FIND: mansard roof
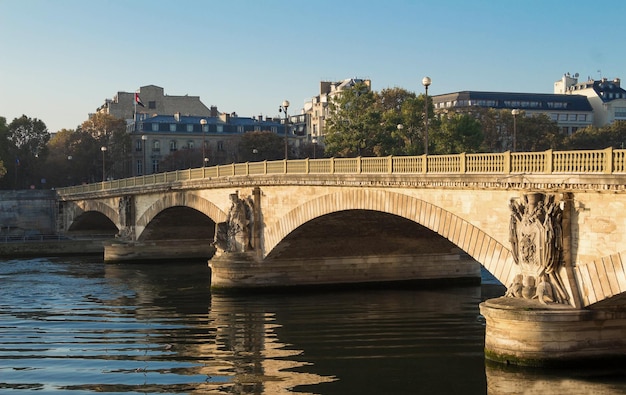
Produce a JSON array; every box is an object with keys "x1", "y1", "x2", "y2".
[
  {"x1": 432, "y1": 91, "x2": 593, "y2": 112},
  {"x1": 593, "y1": 79, "x2": 626, "y2": 102}
]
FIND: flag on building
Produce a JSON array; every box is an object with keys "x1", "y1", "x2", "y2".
[{"x1": 135, "y1": 92, "x2": 145, "y2": 107}]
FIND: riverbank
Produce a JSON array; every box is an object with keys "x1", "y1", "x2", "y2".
[{"x1": 0, "y1": 239, "x2": 105, "y2": 258}]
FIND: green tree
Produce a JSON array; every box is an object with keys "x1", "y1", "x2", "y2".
[
  {"x1": 42, "y1": 129, "x2": 76, "y2": 187},
  {"x1": 475, "y1": 108, "x2": 509, "y2": 152},
  {"x1": 62, "y1": 128, "x2": 100, "y2": 184},
  {"x1": 562, "y1": 121, "x2": 626, "y2": 150},
  {"x1": 160, "y1": 147, "x2": 205, "y2": 171},
  {"x1": 434, "y1": 113, "x2": 483, "y2": 154},
  {"x1": 237, "y1": 131, "x2": 284, "y2": 162},
  {"x1": 81, "y1": 113, "x2": 130, "y2": 180},
  {"x1": 0, "y1": 117, "x2": 8, "y2": 181},
  {"x1": 324, "y1": 82, "x2": 381, "y2": 157},
  {"x1": 515, "y1": 113, "x2": 562, "y2": 151},
  {"x1": 379, "y1": 88, "x2": 421, "y2": 155},
  {"x1": 2, "y1": 115, "x2": 49, "y2": 189}
]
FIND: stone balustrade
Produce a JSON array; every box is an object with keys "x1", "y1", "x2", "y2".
[{"x1": 56, "y1": 148, "x2": 626, "y2": 196}]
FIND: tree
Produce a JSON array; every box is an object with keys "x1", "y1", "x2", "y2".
[
  {"x1": 392, "y1": 94, "x2": 430, "y2": 155},
  {"x1": 0, "y1": 117, "x2": 8, "y2": 182},
  {"x1": 379, "y1": 88, "x2": 421, "y2": 155},
  {"x1": 515, "y1": 113, "x2": 562, "y2": 152},
  {"x1": 475, "y1": 108, "x2": 509, "y2": 152},
  {"x1": 324, "y1": 82, "x2": 382, "y2": 157},
  {"x1": 562, "y1": 121, "x2": 626, "y2": 150},
  {"x1": 160, "y1": 147, "x2": 205, "y2": 171},
  {"x1": 1, "y1": 115, "x2": 49, "y2": 189},
  {"x1": 60, "y1": 128, "x2": 100, "y2": 185},
  {"x1": 434, "y1": 113, "x2": 483, "y2": 154},
  {"x1": 80, "y1": 113, "x2": 130, "y2": 180},
  {"x1": 237, "y1": 131, "x2": 284, "y2": 162}
]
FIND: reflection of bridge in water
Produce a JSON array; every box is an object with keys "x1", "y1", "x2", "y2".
[
  {"x1": 103, "y1": 263, "x2": 335, "y2": 394},
  {"x1": 60, "y1": 148, "x2": 626, "y2": 366}
]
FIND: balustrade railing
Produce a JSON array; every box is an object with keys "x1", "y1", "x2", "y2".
[{"x1": 56, "y1": 148, "x2": 626, "y2": 196}]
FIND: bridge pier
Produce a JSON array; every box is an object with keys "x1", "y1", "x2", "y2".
[
  {"x1": 209, "y1": 251, "x2": 481, "y2": 289},
  {"x1": 480, "y1": 297, "x2": 626, "y2": 367}
]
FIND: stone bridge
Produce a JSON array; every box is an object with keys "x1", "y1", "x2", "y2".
[{"x1": 57, "y1": 149, "x2": 626, "y2": 366}]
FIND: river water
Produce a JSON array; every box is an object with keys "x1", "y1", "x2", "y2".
[{"x1": 1, "y1": 256, "x2": 626, "y2": 394}]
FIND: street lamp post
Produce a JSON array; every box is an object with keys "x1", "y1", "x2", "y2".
[
  {"x1": 279, "y1": 100, "x2": 290, "y2": 160},
  {"x1": 67, "y1": 155, "x2": 73, "y2": 185},
  {"x1": 422, "y1": 76, "x2": 431, "y2": 156},
  {"x1": 511, "y1": 109, "x2": 520, "y2": 152},
  {"x1": 100, "y1": 146, "x2": 107, "y2": 182},
  {"x1": 312, "y1": 137, "x2": 317, "y2": 159},
  {"x1": 141, "y1": 135, "x2": 148, "y2": 175},
  {"x1": 200, "y1": 119, "x2": 207, "y2": 167}
]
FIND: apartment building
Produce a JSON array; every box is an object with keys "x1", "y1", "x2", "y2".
[
  {"x1": 431, "y1": 90, "x2": 594, "y2": 136},
  {"x1": 556, "y1": 73, "x2": 626, "y2": 127}
]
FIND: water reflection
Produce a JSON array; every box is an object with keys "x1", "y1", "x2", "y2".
[
  {"x1": 486, "y1": 361, "x2": 626, "y2": 395},
  {"x1": 103, "y1": 263, "x2": 335, "y2": 394},
  {"x1": 1, "y1": 257, "x2": 626, "y2": 394}
]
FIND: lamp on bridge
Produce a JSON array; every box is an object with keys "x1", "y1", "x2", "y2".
[
  {"x1": 511, "y1": 109, "x2": 520, "y2": 152},
  {"x1": 100, "y1": 146, "x2": 107, "y2": 182},
  {"x1": 422, "y1": 76, "x2": 431, "y2": 156},
  {"x1": 141, "y1": 135, "x2": 148, "y2": 175},
  {"x1": 312, "y1": 137, "x2": 318, "y2": 159},
  {"x1": 200, "y1": 119, "x2": 208, "y2": 167},
  {"x1": 279, "y1": 100, "x2": 290, "y2": 160}
]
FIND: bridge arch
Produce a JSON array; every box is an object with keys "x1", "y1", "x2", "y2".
[
  {"x1": 69, "y1": 200, "x2": 121, "y2": 230},
  {"x1": 264, "y1": 189, "x2": 515, "y2": 286},
  {"x1": 136, "y1": 192, "x2": 227, "y2": 240}
]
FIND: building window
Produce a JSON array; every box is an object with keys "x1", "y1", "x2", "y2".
[
  {"x1": 272, "y1": 126, "x2": 277, "y2": 134},
  {"x1": 152, "y1": 159, "x2": 159, "y2": 174},
  {"x1": 217, "y1": 141, "x2": 224, "y2": 152},
  {"x1": 169, "y1": 124, "x2": 177, "y2": 132},
  {"x1": 170, "y1": 140, "x2": 177, "y2": 151},
  {"x1": 550, "y1": 114, "x2": 558, "y2": 121},
  {"x1": 152, "y1": 123, "x2": 159, "y2": 132},
  {"x1": 254, "y1": 126, "x2": 261, "y2": 132},
  {"x1": 579, "y1": 114, "x2": 587, "y2": 121},
  {"x1": 137, "y1": 160, "x2": 143, "y2": 176},
  {"x1": 217, "y1": 125, "x2": 224, "y2": 133},
  {"x1": 615, "y1": 107, "x2": 626, "y2": 118},
  {"x1": 187, "y1": 140, "x2": 194, "y2": 149},
  {"x1": 148, "y1": 101, "x2": 156, "y2": 109},
  {"x1": 152, "y1": 140, "x2": 160, "y2": 152},
  {"x1": 186, "y1": 124, "x2": 194, "y2": 132},
  {"x1": 136, "y1": 139, "x2": 143, "y2": 151},
  {"x1": 237, "y1": 126, "x2": 244, "y2": 133}
]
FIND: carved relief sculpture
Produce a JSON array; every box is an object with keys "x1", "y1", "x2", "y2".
[
  {"x1": 116, "y1": 195, "x2": 134, "y2": 240},
  {"x1": 214, "y1": 191, "x2": 254, "y2": 253},
  {"x1": 507, "y1": 193, "x2": 569, "y2": 304}
]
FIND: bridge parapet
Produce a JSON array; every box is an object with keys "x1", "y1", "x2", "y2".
[{"x1": 56, "y1": 148, "x2": 626, "y2": 197}]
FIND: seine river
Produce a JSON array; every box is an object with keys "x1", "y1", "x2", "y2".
[{"x1": 1, "y1": 256, "x2": 626, "y2": 394}]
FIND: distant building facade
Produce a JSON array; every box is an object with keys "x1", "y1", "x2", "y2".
[
  {"x1": 130, "y1": 113, "x2": 286, "y2": 176},
  {"x1": 555, "y1": 73, "x2": 626, "y2": 127},
  {"x1": 96, "y1": 85, "x2": 308, "y2": 176},
  {"x1": 431, "y1": 90, "x2": 594, "y2": 135},
  {"x1": 95, "y1": 85, "x2": 213, "y2": 123},
  {"x1": 303, "y1": 78, "x2": 372, "y2": 143}
]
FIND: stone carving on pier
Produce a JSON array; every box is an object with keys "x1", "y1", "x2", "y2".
[
  {"x1": 116, "y1": 195, "x2": 134, "y2": 240},
  {"x1": 506, "y1": 192, "x2": 569, "y2": 304},
  {"x1": 214, "y1": 191, "x2": 254, "y2": 253}
]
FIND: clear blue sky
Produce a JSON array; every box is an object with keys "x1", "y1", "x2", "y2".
[{"x1": 1, "y1": 0, "x2": 625, "y2": 133}]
